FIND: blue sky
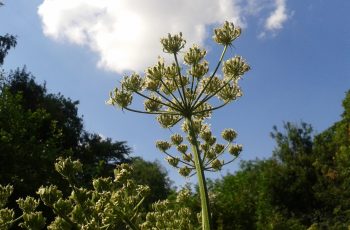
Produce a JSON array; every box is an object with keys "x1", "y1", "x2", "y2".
[{"x1": 1, "y1": 0, "x2": 350, "y2": 186}]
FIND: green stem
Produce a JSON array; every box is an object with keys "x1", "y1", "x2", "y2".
[
  {"x1": 134, "y1": 91, "x2": 180, "y2": 111},
  {"x1": 174, "y1": 53, "x2": 188, "y2": 107},
  {"x1": 0, "y1": 214, "x2": 23, "y2": 228},
  {"x1": 191, "y1": 45, "x2": 228, "y2": 109},
  {"x1": 158, "y1": 78, "x2": 185, "y2": 111},
  {"x1": 193, "y1": 72, "x2": 236, "y2": 112},
  {"x1": 123, "y1": 107, "x2": 180, "y2": 115},
  {"x1": 187, "y1": 117, "x2": 212, "y2": 230}
]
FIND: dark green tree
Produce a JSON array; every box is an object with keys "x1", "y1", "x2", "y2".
[
  {"x1": 269, "y1": 122, "x2": 318, "y2": 222},
  {"x1": 209, "y1": 90, "x2": 350, "y2": 229},
  {"x1": 129, "y1": 157, "x2": 172, "y2": 208},
  {"x1": 208, "y1": 122, "x2": 317, "y2": 229},
  {"x1": 0, "y1": 42, "x2": 132, "y2": 219},
  {"x1": 311, "y1": 90, "x2": 350, "y2": 228},
  {"x1": 0, "y1": 34, "x2": 16, "y2": 65}
]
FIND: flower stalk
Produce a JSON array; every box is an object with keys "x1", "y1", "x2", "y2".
[
  {"x1": 187, "y1": 117, "x2": 212, "y2": 229},
  {"x1": 108, "y1": 21, "x2": 250, "y2": 230}
]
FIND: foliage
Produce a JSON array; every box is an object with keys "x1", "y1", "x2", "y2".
[
  {"x1": 0, "y1": 69, "x2": 133, "y2": 218},
  {"x1": 207, "y1": 91, "x2": 350, "y2": 229},
  {"x1": 129, "y1": 157, "x2": 172, "y2": 209},
  {"x1": 0, "y1": 31, "x2": 134, "y2": 221},
  {"x1": 109, "y1": 21, "x2": 250, "y2": 230},
  {"x1": 0, "y1": 34, "x2": 16, "y2": 65}
]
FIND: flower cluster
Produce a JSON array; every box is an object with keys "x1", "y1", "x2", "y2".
[
  {"x1": 0, "y1": 184, "x2": 46, "y2": 230},
  {"x1": 108, "y1": 21, "x2": 250, "y2": 230},
  {"x1": 40, "y1": 158, "x2": 150, "y2": 229},
  {"x1": 140, "y1": 189, "x2": 199, "y2": 229},
  {"x1": 108, "y1": 21, "x2": 250, "y2": 133},
  {"x1": 1, "y1": 158, "x2": 153, "y2": 229},
  {"x1": 156, "y1": 121, "x2": 242, "y2": 177},
  {"x1": 213, "y1": 21, "x2": 241, "y2": 46}
]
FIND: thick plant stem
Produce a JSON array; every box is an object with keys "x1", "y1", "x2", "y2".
[{"x1": 187, "y1": 118, "x2": 212, "y2": 230}]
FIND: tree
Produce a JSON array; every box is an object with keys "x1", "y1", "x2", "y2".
[
  {"x1": 129, "y1": 157, "x2": 172, "y2": 209},
  {"x1": 269, "y1": 122, "x2": 318, "y2": 222},
  {"x1": 0, "y1": 34, "x2": 16, "y2": 65},
  {"x1": 0, "y1": 68, "x2": 132, "y2": 219},
  {"x1": 311, "y1": 90, "x2": 350, "y2": 228}
]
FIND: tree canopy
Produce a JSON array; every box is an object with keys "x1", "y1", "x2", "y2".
[{"x1": 208, "y1": 90, "x2": 350, "y2": 229}]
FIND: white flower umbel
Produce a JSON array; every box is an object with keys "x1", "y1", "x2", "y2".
[{"x1": 109, "y1": 21, "x2": 250, "y2": 230}]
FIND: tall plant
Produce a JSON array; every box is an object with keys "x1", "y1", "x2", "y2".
[{"x1": 108, "y1": 21, "x2": 250, "y2": 229}]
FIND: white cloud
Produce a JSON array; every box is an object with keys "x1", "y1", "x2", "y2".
[
  {"x1": 265, "y1": 0, "x2": 288, "y2": 31},
  {"x1": 38, "y1": 0, "x2": 290, "y2": 73}
]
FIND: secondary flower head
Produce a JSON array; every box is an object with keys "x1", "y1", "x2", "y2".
[
  {"x1": 156, "y1": 140, "x2": 172, "y2": 152},
  {"x1": 121, "y1": 73, "x2": 144, "y2": 92},
  {"x1": 107, "y1": 88, "x2": 133, "y2": 108},
  {"x1": 166, "y1": 157, "x2": 180, "y2": 167},
  {"x1": 160, "y1": 32, "x2": 186, "y2": 54},
  {"x1": 221, "y1": 129, "x2": 237, "y2": 142},
  {"x1": 213, "y1": 21, "x2": 241, "y2": 46},
  {"x1": 223, "y1": 56, "x2": 250, "y2": 79},
  {"x1": 184, "y1": 45, "x2": 206, "y2": 66},
  {"x1": 171, "y1": 133, "x2": 183, "y2": 145},
  {"x1": 228, "y1": 144, "x2": 243, "y2": 156}
]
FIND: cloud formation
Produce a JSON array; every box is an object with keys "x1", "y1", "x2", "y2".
[
  {"x1": 38, "y1": 0, "x2": 290, "y2": 73},
  {"x1": 265, "y1": 0, "x2": 288, "y2": 31}
]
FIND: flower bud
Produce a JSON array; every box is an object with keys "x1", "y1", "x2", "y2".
[
  {"x1": 182, "y1": 153, "x2": 192, "y2": 162},
  {"x1": 0, "y1": 208, "x2": 15, "y2": 226},
  {"x1": 144, "y1": 78, "x2": 161, "y2": 91},
  {"x1": 221, "y1": 129, "x2": 237, "y2": 142},
  {"x1": 0, "y1": 184, "x2": 13, "y2": 208},
  {"x1": 200, "y1": 143, "x2": 210, "y2": 152},
  {"x1": 122, "y1": 73, "x2": 144, "y2": 92},
  {"x1": 114, "y1": 164, "x2": 132, "y2": 183},
  {"x1": 176, "y1": 189, "x2": 192, "y2": 203},
  {"x1": 228, "y1": 144, "x2": 242, "y2": 157},
  {"x1": 178, "y1": 166, "x2": 191, "y2": 177},
  {"x1": 17, "y1": 197, "x2": 40, "y2": 213},
  {"x1": 223, "y1": 56, "x2": 250, "y2": 78},
  {"x1": 37, "y1": 185, "x2": 62, "y2": 206},
  {"x1": 20, "y1": 212, "x2": 46, "y2": 229},
  {"x1": 156, "y1": 140, "x2": 171, "y2": 152},
  {"x1": 160, "y1": 80, "x2": 177, "y2": 95},
  {"x1": 176, "y1": 144, "x2": 188, "y2": 154},
  {"x1": 211, "y1": 159, "x2": 223, "y2": 171},
  {"x1": 92, "y1": 177, "x2": 113, "y2": 192},
  {"x1": 213, "y1": 21, "x2": 241, "y2": 46},
  {"x1": 184, "y1": 45, "x2": 206, "y2": 65},
  {"x1": 53, "y1": 198, "x2": 73, "y2": 216},
  {"x1": 207, "y1": 136, "x2": 216, "y2": 146},
  {"x1": 195, "y1": 102, "x2": 213, "y2": 120},
  {"x1": 189, "y1": 61, "x2": 209, "y2": 78},
  {"x1": 160, "y1": 33, "x2": 186, "y2": 54},
  {"x1": 54, "y1": 157, "x2": 83, "y2": 181},
  {"x1": 108, "y1": 88, "x2": 133, "y2": 108},
  {"x1": 206, "y1": 149, "x2": 216, "y2": 160},
  {"x1": 144, "y1": 95, "x2": 162, "y2": 112},
  {"x1": 200, "y1": 76, "x2": 222, "y2": 95},
  {"x1": 146, "y1": 59, "x2": 165, "y2": 81},
  {"x1": 157, "y1": 114, "x2": 180, "y2": 128},
  {"x1": 171, "y1": 134, "x2": 183, "y2": 145},
  {"x1": 166, "y1": 157, "x2": 179, "y2": 167},
  {"x1": 200, "y1": 129, "x2": 212, "y2": 142},
  {"x1": 217, "y1": 84, "x2": 242, "y2": 103},
  {"x1": 137, "y1": 185, "x2": 151, "y2": 197},
  {"x1": 214, "y1": 144, "x2": 225, "y2": 154},
  {"x1": 71, "y1": 188, "x2": 90, "y2": 205}
]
